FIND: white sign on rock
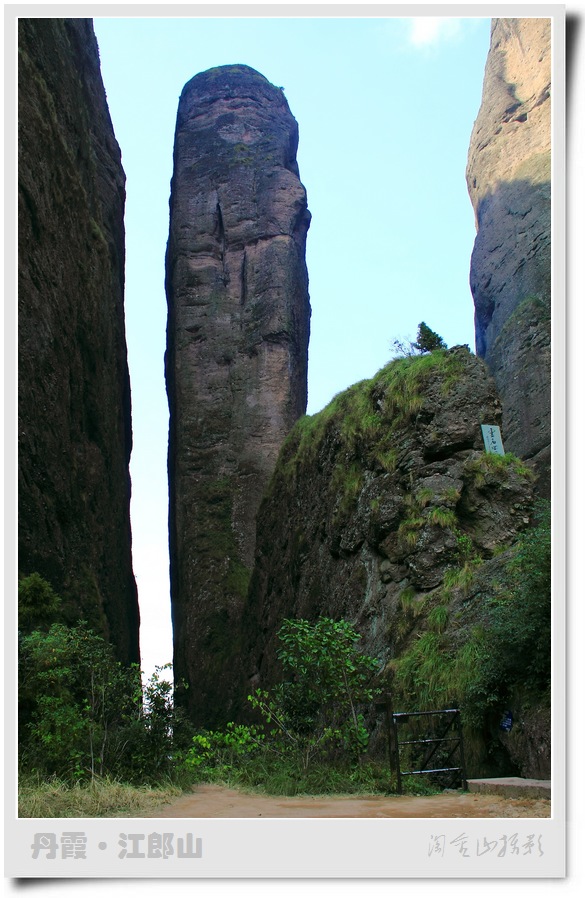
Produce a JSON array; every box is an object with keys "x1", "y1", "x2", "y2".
[{"x1": 481, "y1": 424, "x2": 505, "y2": 456}]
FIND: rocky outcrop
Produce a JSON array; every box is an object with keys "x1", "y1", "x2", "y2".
[
  {"x1": 165, "y1": 65, "x2": 311, "y2": 726},
  {"x1": 467, "y1": 18, "x2": 551, "y2": 492},
  {"x1": 245, "y1": 348, "x2": 533, "y2": 681},
  {"x1": 18, "y1": 19, "x2": 139, "y2": 664},
  {"x1": 243, "y1": 347, "x2": 541, "y2": 774}
]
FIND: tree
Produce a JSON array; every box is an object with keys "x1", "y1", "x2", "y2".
[
  {"x1": 248, "y1": 618, "x2": 380, "y2": 770},
  {"x1": 19, "y1": 621, "x2": 137, "y2": 778},
  {"x1": 119, "y1": 664, "x2": 193, "y2": 781},
  {"x1": 391, "y1": 322, "x2": 447, "y2": 358},
  {"x1": 19, "y1": 619, "x2": 191, "y2": 782},
  {"x1": 413, "y1": 322, "x2": 447, "y2": 353},
  {"x1": 18, "y1": 573, "x2": 62, "y2": 633}
]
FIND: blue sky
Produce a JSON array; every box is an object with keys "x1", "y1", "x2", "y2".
[{"x1": 92, "y1": 13, "x2": 491, "y2": 681}]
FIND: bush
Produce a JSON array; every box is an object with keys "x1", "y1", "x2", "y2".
[
  {"x1": 184, "y1": 722, "x2": 265, "y2": 781},
  {"x1": 463, "y1": 499, "x2": 551, "y2": 719},
  {"x1": 18, "y1": 573, "x2": 62, "y2": 632},
  {"x1": 114, "y1": 664, "x2": 194, "y2": 785},
  {"x1": 248, "y1": 617, "x2": 380, "y2": 771},
  {"x1": 18, "y1": 597, "x2": 190, "y2": 784},
  {"x1": 391, "y1": 501, "x2": 551, "y2": 736},
  {"x1": 19, "y1": 621, "x2": 137, "y2": 779}
]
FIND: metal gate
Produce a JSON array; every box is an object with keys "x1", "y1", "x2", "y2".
[{"x1": 377, "y1": 700, "x2": 468, "y2": 794}]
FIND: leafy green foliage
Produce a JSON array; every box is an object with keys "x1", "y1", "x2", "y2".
[
  {"x1": 248, "y1": 618, "x2": 380, "y2": 771},
  {"x1": 182, "y1": 617, "x2": 387, "y2": 788},
  {"x1": 18, "y1": 587, "x2": 192, "y2": 784},
  {"x1": 184, "y1": 723, "x2": 265, "y2": 780},
  {"x1": 391, "y1": 501, "x2": 551, "y2": 737},
  {"x1": 183, "y1": 742, "x2": 394, "y2": 797},
  {"x1": 18, "y1": 573, "x2": 62, "y2": 632},
  {"x1": 19, "y1": 621, "x2": 138, "y2": 779},
  {"x1": 117, "y1": 664, "x2": 193, "y2": 784},
  {"x1": 464, "y1": 500, "x2": 551, "y2": 717},
  {"x1": 413, "y1": 322, "x2": 447, "y2": 353},
  {"x1": 391, "y1": 321, "x2": 447, "y2": 357}
]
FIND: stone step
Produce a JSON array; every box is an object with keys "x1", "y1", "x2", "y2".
[{"x1": 466, "y1": 777, "x2": 551, "y2": 799}]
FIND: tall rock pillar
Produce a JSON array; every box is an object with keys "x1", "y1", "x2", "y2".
[
  {"x1": 466, "y1": 18, "x2": 551, "y2": 491},
  {"x1": 165, "y1": 65, "x2": 311, "y2": 725}
]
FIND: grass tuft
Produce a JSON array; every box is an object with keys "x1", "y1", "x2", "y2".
[{"x1": 18, "y1": 773, "x2": 183, "y2": 818}]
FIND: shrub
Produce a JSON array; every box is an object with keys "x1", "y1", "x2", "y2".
[
  {"x1": 19, "y1": 612, "x2": 190, "y2": 784},
  {"x1": 248, "y1": 618, "x2": 380, "y2": 771},
  {"x1": 391, "y1": 501, "x2": 551, "y2": 736},
  {"x1": 116, "y1": 664, "x2": 194, "y2": 784},
  {"x1": 19, "y1": 621, "x2": 138, "y2": 779},
  {"x1": 465, "y1": 499, "x2": 551, "y2": 710},
  {"x1": 18, "y1": 573, "x2": 62, "y2": 632},
  {"x1": 184, "y1": 723, "x2": 265, "y2": 780}
]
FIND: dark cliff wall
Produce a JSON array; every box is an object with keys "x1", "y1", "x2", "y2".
[
  {"x1": 466, "y1": 18, "x2": 551, "y2": 491},
  {"x1": 165, "y1": 65, "x2": 311, "y2": 726},
  {"x1": 18, "y1": 18, "x2": 139, "y2": 664}
]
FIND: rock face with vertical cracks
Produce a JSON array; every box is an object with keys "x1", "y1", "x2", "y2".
[
  {"x1": 165, "y1": 65, "x2": 311, "y2": 726},
  {"x1": 18, "y1": 19, "x2": 139, "y2": 664},
  {"x1": 466, "y1": 18, "x2": 551, "y2": 492}
]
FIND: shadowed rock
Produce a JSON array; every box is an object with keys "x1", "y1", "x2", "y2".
[
  {"x1": 165, "y1": 65, "x2": 311, "y2": 726},
  {"x1": 18, "y1": 18, "x2": 139, "y2": 663},
  {"x1": 466, "y1": 18, "x2": 551, "y2": 492}
]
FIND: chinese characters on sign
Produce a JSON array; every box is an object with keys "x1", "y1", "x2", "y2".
[
  {"x1": 31, "y1": 831, "x2": 202, "y2": 861},
  {"x1": 481, "y1": 424, "x2": 505, "y2": 456},
  {"x1": 429, "y1": 832, "x2": 544, "y2": 859}
]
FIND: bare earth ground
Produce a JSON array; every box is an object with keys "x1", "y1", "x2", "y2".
[{"x1": 146, "y1": 784, "x2": 551, "y2": 818}]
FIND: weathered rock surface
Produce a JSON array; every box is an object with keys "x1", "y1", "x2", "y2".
[
  {"x1": 165, "y1": 65, "x2": 311, "y2": 725},
  {"x1": 467, "y1": 18, "x2": 551, "y2": 492},
  {"x1": 18, "y1": 18, "x2": 139, "y2": 663},
  {"x1": 244, "y1": 348, "x2": 533, "y2": 690}
]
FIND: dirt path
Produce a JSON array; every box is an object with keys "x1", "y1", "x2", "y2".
[{"x1": 147, "y1": 783, "x2": 551, "y2": 818}]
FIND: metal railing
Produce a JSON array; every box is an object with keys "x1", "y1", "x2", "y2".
[{"x1": 376, "y1": 699, "x2": 468, "y2": 794}]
